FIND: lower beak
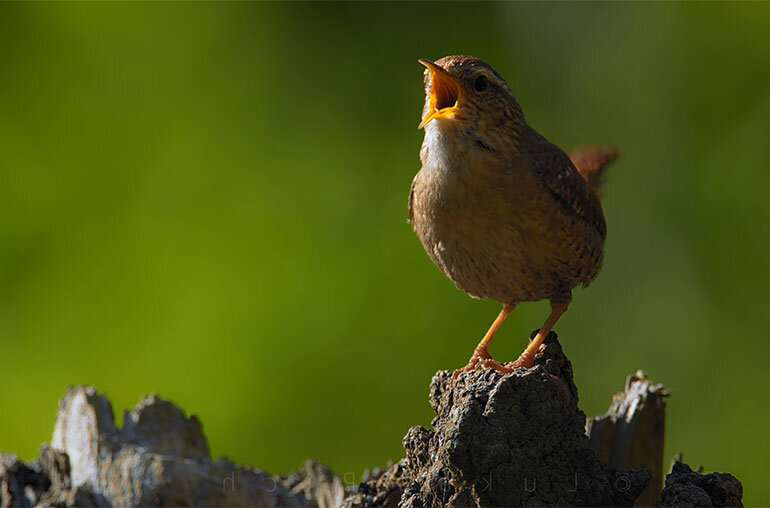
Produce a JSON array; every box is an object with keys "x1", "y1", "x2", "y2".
[{"x1": 418, "y1": 59, "x2": 463, "y2": 129}]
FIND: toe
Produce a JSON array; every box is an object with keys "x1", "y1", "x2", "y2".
[
  {"x1": 478, "y1": 358, "x2": 513, "y2": 373},
  {"x1": 506, "y1": 355, "x2": 534, "y2": 370}
]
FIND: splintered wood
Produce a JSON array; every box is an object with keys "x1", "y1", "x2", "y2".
[{"x1": 587, "y1": 371, "x2": 670, "y2": 507}]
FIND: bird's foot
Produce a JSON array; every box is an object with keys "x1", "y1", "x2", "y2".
[
  {"x1": 452, "y1": 348, "x2": 513, "y2": 381},
  {"x1": 504, "y1": 350, "x2": 536, "y2": 370}
]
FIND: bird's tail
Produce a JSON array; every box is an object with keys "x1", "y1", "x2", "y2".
[{"x1": 569, "y1": 146, "x2": 618, "y2": 199}]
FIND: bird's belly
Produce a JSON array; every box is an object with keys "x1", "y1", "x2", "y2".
[
  {"x1": 418, "y1": 213, "x2": 551, "y2": 303},
  {"x1": 411, "y1": 170, "x2": 601, "y2": 303}
]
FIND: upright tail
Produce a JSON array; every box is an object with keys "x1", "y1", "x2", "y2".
[{"x1": 569, "y1": 146, "x2": 618, "y2": 199}]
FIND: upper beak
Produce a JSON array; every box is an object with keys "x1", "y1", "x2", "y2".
[{"x1": 418, "y1": 59, "x2": 463, "y2": 129}]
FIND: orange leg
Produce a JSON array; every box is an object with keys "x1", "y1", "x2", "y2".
[
  {"x1": 452, "y1": 303, "x2": 516, "y2": 380},
  {"x1": 507, "y1": 294, "x2": 572, "y2": 370}
]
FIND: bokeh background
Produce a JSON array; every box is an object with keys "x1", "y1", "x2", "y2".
[{"x1": 2, "y1": 1, "x2": 769, "y2": 504}]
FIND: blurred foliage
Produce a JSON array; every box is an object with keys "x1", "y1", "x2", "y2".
[{"x1": 1, "y1": 2, "x2": 769, "y2": 504}]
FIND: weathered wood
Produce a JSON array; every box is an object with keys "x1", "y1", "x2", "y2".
[
  {"x1": 658, "y1": 460, "x2": 743, "y2": 507},
  {"x1": 0, "y1": 337, "x2": 744, "y2": 508},
  {"x1": 586, "y1": 370, "x2": 669, "y2": 506}
]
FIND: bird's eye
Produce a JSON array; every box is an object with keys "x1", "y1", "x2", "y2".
[{"x1": 474, "y1": 75, "x2": 489, "y2": 92}]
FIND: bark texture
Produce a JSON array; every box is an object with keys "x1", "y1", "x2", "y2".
[
  {"x1": 657, "y1": 461, "x2": 743, "y2": 507},
  {"x1": 385, "y1": 332, "x2": 649, "y2": 507}
]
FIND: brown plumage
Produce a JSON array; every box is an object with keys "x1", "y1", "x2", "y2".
[{"x1": 408, "y1": 55, "x2": 616, "y2": 377}]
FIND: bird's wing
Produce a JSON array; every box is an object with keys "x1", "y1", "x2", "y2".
[{"x1": 528, "y1": 133, "x2": 607, "y2": 240}]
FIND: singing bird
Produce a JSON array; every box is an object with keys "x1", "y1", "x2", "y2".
[{"x1": 408, "y1": 55, "x2": 616, "y2": 378}]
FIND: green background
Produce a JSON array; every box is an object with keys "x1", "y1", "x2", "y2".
[{"x1": 2, "y1": 2, "x2": 769, "y2": 504}]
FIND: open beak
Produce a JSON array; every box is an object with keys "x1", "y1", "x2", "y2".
[{"x1": 418, "y1": 59, "x2": 463, "y2": 129}]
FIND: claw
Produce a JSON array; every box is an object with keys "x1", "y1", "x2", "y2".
[
  {"x1": 504, "y1": 353, "x2": 535, "y2": 370},
  {"x1": 452, "y1": 348, "x2": 513, "y2": 382}
]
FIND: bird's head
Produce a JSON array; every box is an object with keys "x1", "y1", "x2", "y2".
[{"x1": 418, "y1": 55, "x2": 525, "y2": 151}]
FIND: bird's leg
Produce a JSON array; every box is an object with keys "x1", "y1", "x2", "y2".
[
  {"x1": 507, "y1": 294, "x2": 572, "y2": 370},
  {"x1": 453, "y1": 303, "x2": 516, "y2": 380}
]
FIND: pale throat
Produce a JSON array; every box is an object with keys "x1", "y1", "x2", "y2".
[{"x1": 420, "y1": 121, "x2": 478, "y2": 176}]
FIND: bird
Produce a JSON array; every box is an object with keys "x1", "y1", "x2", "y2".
[{"x1": 408, "y1": 55, "x2": 616, "y2": 379}]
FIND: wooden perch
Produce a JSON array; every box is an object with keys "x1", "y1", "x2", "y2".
[{"x1": 0, "y1": 334, "x2": 743, "y2": 507}]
